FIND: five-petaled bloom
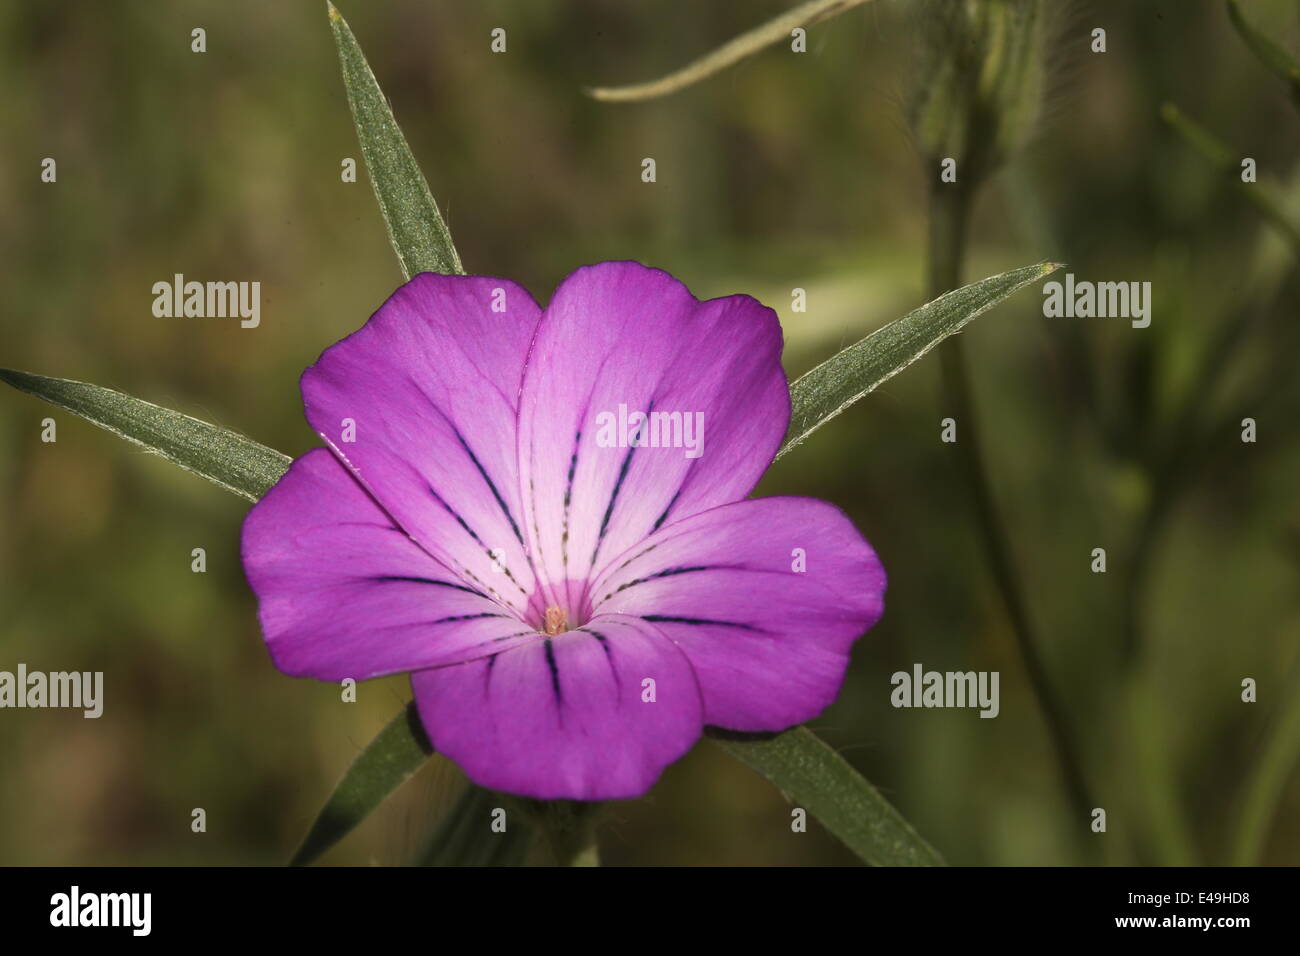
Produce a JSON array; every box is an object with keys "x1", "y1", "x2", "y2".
[{"x1": 241, "y1": 262, "x2": 885, "y2": 800}]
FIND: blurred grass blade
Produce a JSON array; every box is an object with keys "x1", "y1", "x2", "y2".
[
  {"x1": 1162, "y1": 103, "x2": 1300, "y2": 253},
  {"x1": 418, "y1": 786, "x2": 536, "y2": 866},
  {"x1": 329, "y1": 3, "x2": 464, "y2": 277},
  {"x1": 1159, "y1": 103, "x2": 1234, "y2": 166},
  {"x1": 291, "y1": 702, "x2": 433, "y2": 866},
  {"x1": 1227, "y1": 0, "x2": 1300, "y2": 108},
  {"x1": 1231, "y1": 659, "x2": 1300, "y2": 864},
  {"x1": 777, "y1": 261, "x2": 1060, "y2": 459},
  {"x1": 587, "y1": 0, "x2": 873, "y2": 102},
  {"x1": 710, "y1": 727, "x2": 944, "y2": 866},
  {"x1": 0, "y1": 368, "x2": 290, "y2": 502}
]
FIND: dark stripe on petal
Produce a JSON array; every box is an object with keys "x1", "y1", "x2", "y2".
[
  {"x1": 578, "y1": 628, "x2": 618, "y2": 684},
  {"x1": 429, "y1": 485, "x2": 531, "y2": 599},
  {"x1": 590, "y1": 399, "x2": 657, "y2": 567},
  {"x1": 563, "y1": 432, "x2": 580, "y2": 508},
  {"x1": 597, "y1": 565, "x2": 712, "y2": 604},
  {"x1": 432, "y1": 612, "x2": 510, "y2": 624},
  {"x1": 652, "y1": 565, "x2": 711, "y2": 579},
  {"x1": 561, "y1": 430, "x2": 580, "y2": 569},
  {"x1": 592, "y1": 442, "x2": 637, "y2": 565},
  {"x1": 368, "y1": 575, "x2": 488, "y2": 598},
  {"x1": 641, "y1": 614, "x2": 761, "y2": 631},
  {"x1": 402, "y1": 380, "x2": 524, "y2": 550},
  {"x1": 428, "y1": 484, "x2": 484, "y2": 546},
  {"x1": 650, "y1": 488, "x2": 682, "y2": 532},
  {"x1": 543, "y1": 637, "x2": 562, "y2": 705},
  {"x1": 454, "y1": 428, "x2": 525, "y2": 546},
  {"x1": 610, "y1": 542, "x2": 657, "y2": 575},
  {"x1": 579, "y1": 628, "x2": 613, "y2": 658}
]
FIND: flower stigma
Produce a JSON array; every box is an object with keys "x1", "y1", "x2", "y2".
[{"x1": 543, "y1": 605, "x2": 568, "y2": 636}]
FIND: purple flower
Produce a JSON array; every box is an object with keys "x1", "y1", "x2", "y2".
[{"x1": 241, "y1": 262, "x2": 885, "y2": 800}]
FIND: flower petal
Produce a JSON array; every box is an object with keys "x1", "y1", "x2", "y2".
[
  {"x1": 301, "y1": 273, "x2": 543, "y2": 618},
  {"x1": 242, "y1": 448, "x2": 543, "y2": 681},
  {"x1": 411, "y1": 614, "x2": 703, "y2": 800},
  {"x1": 516, "y1": 262, "x2": 789, "y2": 609},
  {"x1": 587, "y1": 496, "x2": 885, "y2": 730}
]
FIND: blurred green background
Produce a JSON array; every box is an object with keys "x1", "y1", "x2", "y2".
[{"x1": 2, "y1": 0, "x2": 1298, "y2": 865}]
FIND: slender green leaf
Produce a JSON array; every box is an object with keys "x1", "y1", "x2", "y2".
[
  {"x1": 710, "y1": 727, "x2": 944, "y2": 866},
  {"x1": 329, "y1": 3, "x2": 463, "y2": 277},
  {"x1": 587, "y1": 0, "x2": 874, "y2": 102},
  {"x1": 1227, "y1": 0, "x2": 1300, "y2": 109},
  {"x1": 291, "y1": 702, "x2": 433, "y2": 866},
  {"x1": 0, "y1": 368, "x2": 290, "y2": 502},
  {"x1": 777, "y1": 261, "x2": 1061, "y2": 459}
]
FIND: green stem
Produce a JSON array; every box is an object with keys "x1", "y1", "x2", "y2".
[
  {"x1": 1125, "y1": 670, "x2": 1199, "y2": 864},
  {"x1": 928, "y1": 179, "x2": 1097, "y2": 847},
  {"x1": 1119, "y1": 491, "x2": 1172, "y2": 665},
  {"x1": 522, "y1": 799, "x2": 602, "y2": 866},
  {"x1": 568, "y1": 842, "x2": 602, "y2": 867}
]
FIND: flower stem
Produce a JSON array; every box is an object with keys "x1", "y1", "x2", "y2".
[
  {"x1": 417, "y1": 786, "x2": 535, "y2": 866},
  {"x1": 418, "y1": 790, "x2": 602, "y2": 866},
  {"x1": 567, "y1": 841, "x2": 602, "y2": 867},
  {"x1": 527, "y1": 799, "x2": 602, "y2": 866},
  {"x1": 927, "y1": 179, "x2": 1097, "y2": 850}
]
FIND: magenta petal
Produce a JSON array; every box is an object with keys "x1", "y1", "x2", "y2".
[
  {"x1": 301, "y1": 273, "x2": 543, "y2": 618},
  {"x1": 411, "y1": 614, "x2": 703, "y2": 800},
  {"x1": 587, "y1": 496, "x2": 886, "y2": 731},
  {"x1": 242, "y1": 449, "x2": 542, "y2": 680},
  {"x1": 516, "y1": 262, "x2": 789, "y2": 606}
]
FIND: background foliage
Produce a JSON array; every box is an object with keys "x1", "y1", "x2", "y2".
[{"x1": 1, "y1": 0, "x2": 1298, "y2": 865}]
